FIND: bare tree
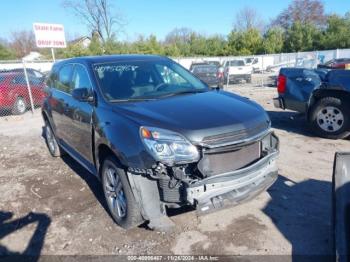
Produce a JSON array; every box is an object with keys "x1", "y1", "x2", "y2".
[
  {"x1": 10, "y1": 31, "x2": 36, "y2": 58},
  {"x1": 273, "y1": 0, "x2": 326, "y2": 28},
  {"x1": 234, "y1": 7, "x2": 265, "y2": 32},
  {"x1": 62, "y1": 0, "x2": 125, "y2": 42},
  {"x1": 165, "y1": 27, "x2": 194, "y2": 44}
]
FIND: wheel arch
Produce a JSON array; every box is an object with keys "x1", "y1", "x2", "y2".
[
  {"x1": 307, "y1": 89, "x2": 350, "y2": 121},
  {"x1": 95, "y1": 143, "x2": 126, "y2": 178}
]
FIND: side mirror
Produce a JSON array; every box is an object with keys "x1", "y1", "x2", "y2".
[{"x1": 72, "y1": 88, "x2": 94, "y2": 102}]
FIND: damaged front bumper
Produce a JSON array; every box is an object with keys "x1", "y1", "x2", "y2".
[{"x1": 187, "y1": 152, "x2": 278, "y2": 213}]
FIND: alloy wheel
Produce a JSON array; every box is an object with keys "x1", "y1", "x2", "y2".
[
  {"x1": 16, "y1": 98, "x2": 26, "y2": 114},
  {"x1": 103, "y1": 166, "x2": 127, "y2": 219},
  {"x1": 316, "y1": 106, "x2": 344, "y2": 132}
]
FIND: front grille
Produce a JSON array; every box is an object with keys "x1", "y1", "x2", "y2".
[
  {"x1": 197, "y1": 142, "x2": 261, "y2": 177},
  {"x1": 201, "y1": 122, "x2": 269, "y2": 147}
]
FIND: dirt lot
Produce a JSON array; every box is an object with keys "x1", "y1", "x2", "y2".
[{"x1": 0, "y1": 82, "x2": 348, "y2": 259}]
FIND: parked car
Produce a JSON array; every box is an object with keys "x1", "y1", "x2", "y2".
[
  {"x1": 332, "y1": 152, "x2": 350, "y2": 262},
  {"x1": 189, "y1": 62, "x2": 209, "y2": 72},
  {"x1": 223, "y1": 59, "x2": 252, "y2": 83},
  {"x1": 191, "y1": 64, "x2": 223, "y2": 88},
  {"x1": 42, "y1": 55, "x2": 279, "y2": 230},
  {"x1": 0, "y1": 72, "x2": 46, "y2": 115},
  {"x1": 273, "y1": 68, "x2": 350, "y2": 139},
  {"x1": 318, "y1": 58, "x2": 350, "y2": 70}
]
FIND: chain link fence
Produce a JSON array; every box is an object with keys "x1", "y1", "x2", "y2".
[{"x1": 0, "y1": 60, "x2": 53, "y2": 120}]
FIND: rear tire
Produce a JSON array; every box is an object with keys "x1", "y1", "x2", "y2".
[
  {"x1": 44, "y1": 121, "x2": 63, "y2": 157},
  {"x1": 309, "y1": 97, "x2": 350, "y2": 139},
  {"x1": 101, "y1": 156, "x2": 144, "y2": 229},
  {"x1": 12, "y1": 97, "x2": 26, "y2": 115}
]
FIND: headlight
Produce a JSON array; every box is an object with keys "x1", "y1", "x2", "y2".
[{"x1": 140, "y1": 126, "x2": 200, "y2": 165}]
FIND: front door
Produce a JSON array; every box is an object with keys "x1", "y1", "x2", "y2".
[{"x1": 66, "y1": 64, "x2": 94, "y2": 164}]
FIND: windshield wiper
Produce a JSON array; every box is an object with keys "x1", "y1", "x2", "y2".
[
  {"x1": 158, "y1": 90, "x2": 207, "y2": 98},
  {"x1": 109, "y1": 97, "x2": 156, "y2": 103}
]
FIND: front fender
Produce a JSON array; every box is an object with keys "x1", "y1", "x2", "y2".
[{"x1": 94, "y1": 119, "x2": 156, "y2": 171}]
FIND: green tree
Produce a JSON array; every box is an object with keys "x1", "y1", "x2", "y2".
[
  {"x1": 284, "y1": 22, "x2": 320, "y2": 52},
  {"x1": 228, "y1": 28, "x2": 263, "y2": 55},
  {"x1": 88, "y1": 33, "x2": 104, "y2": 55},
  {"x1": 62, "y1": 43, "x2": 90, "y2": 58},
  {"x1": 0, "y1": 44, "x2": 15, "y2": 60},
  {"x1": 321, "y1": 14, "x2": 350, "y2": 49},
  {"x1": 206, "y1": 35, "x2": 228, "y2": 56},
  {"x1": 263, "y1": 27, "x2": 284, "y2": 54}
]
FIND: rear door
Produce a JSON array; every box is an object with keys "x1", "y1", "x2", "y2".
[{"x1": 11, "y1": 75, "x2": 30, "y2": 104}]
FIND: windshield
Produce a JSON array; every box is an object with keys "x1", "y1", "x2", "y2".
[
  {"x1": 193, "y1": 65, "x2": 218, "y2": 74},
  {"x1": 229, "y1": 60, "x2": 245, "y2": 66},
  {"x1": 93, "y1": 59, "x2": 208, "y2": 101}
]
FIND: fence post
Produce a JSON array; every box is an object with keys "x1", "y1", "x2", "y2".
[
  {"x1": 22, "y1": 60, "x2": 35, "y2": 114},
  {"x1": 226, "y1": 65, "x2": 230, "y2": 90},
  {"x1": 261, "y1": 56, "x2": 265, "y2": 88}
]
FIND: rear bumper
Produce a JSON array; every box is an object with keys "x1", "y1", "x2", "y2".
[
  {"x1": 229, "y1": 74, "x2": 251, "y2": 80},
  {"x1": 273, "y1": 97, "x2": 285, "y2": 109},
  {"x1": 186, "y1": 152, "x2": 278, "y2": 213}
]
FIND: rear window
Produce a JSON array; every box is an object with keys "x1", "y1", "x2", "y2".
[
  {"x1": 229, "y1": 60, "x2": 245, "y2": 66},
  {"x1": 193, "y1": 65, "x2": 217, "y2": 74}
]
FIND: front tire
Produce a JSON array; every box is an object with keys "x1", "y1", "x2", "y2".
[
  {"x1": 12, "y1": 97, "x2": 27, "y2": 115},
  {"x1": 101, "y1": 157, "x2": 143, "y2": 229},
  {"x1": 309, "y1": 97, "x2": 350, "y2": 139}
]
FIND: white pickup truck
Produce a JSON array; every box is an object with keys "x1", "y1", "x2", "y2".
[{"x1": 224, "y1": 59, "x2": 253, "y2": 83}]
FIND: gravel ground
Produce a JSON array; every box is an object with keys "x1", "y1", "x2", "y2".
[{"x1": 0, "y1": 80, "x2": 348, "y2": 259}]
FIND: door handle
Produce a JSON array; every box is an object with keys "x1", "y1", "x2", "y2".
[
  {"x1": 296, "y1": 77, "x2": 303, "y2": 81},
  {"x1": 305, "y1": 77, "x2": 312, "y2": 82}
]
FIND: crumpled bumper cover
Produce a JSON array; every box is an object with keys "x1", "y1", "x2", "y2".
[{"x1": 186, "y1": 152, "x2": 278, "y2": 214}]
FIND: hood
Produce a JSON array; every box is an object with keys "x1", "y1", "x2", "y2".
[{"x1": 111, "y1": 90, "x2": 270, "y2": 144}]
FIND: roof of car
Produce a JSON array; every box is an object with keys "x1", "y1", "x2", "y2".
[
  {"x1": 55, "y1": 54, "x2": 170, "y2": 66},
  {"x1": 0, "y1": 72, "x2": 23, "y2": 77}
]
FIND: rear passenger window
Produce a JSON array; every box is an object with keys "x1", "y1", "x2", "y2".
[
  {"x1": 29, "y1": 77, "x2": 42, "y2": 86},
  {"x1": 57, "y1": 65, "x2": 73, "y2": 94},
  {"x1": 72, "y1": 64, "x2": 92, "y2": 90}
]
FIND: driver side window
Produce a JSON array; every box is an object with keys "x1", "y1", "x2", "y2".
[{"x1": 72, "y1": 64, "x2": 92, "y2": 90}]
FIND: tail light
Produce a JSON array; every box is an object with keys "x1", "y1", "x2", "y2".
[{"x1": 277, "y1": 74, "x2": 287, "y2": 94}]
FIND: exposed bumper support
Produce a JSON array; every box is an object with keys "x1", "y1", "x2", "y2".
[
  {"x1": 186, "y1": 152, "x2": 278, "y2": 213},
  {"x1": 273, "y1": 97, "x2": 285, "y2": 109}
]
